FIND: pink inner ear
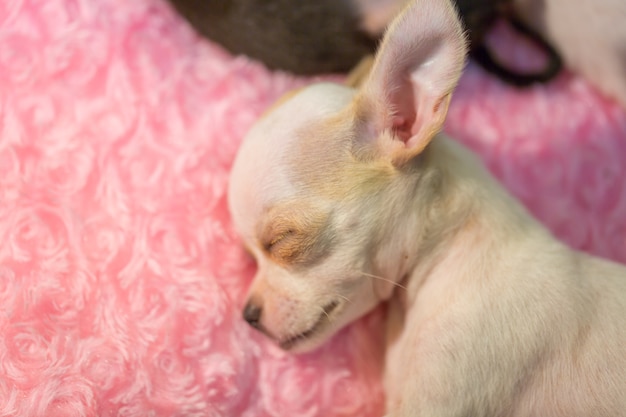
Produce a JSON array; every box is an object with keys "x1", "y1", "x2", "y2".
[
  {"x1": 388, "y1": 86, "x2": 431, "y2": 149},
  {"x1": 392, "y1": 116, "x2": 413, "y2": 144}
]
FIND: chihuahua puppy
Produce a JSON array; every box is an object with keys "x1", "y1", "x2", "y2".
[{"x1": 228, "y1": 0, "x2": 626, "y2": 415}]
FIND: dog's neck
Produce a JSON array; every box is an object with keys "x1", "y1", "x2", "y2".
[{"x1": 376, "y1": 133, "x2": 549, "y2": 307}]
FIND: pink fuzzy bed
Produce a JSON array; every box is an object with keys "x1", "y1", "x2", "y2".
[{"x1": 1, "y1": 0, "x2": 625, "y2": 416}]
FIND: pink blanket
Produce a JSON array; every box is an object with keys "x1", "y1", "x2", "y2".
[{"x1": 1, "y1": 0, "x2": 625, "y2": 416}]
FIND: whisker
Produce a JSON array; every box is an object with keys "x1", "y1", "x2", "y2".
[
  {"x1": 319, "y1": 306, "x2": 332, "y2": 321},
  {"x1": 333, "y1": 293, "x2": 351, "y2": 304},
  {"x1": 358, "y1": 271, "x2": 407, "y2": 291}
]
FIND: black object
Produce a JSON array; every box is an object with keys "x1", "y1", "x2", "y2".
[
  {"x1": 166, "y1": 0, "x2": 376, "y2": 74},
  {"x1": 456, "y1": 0, "x2": 563, "y2": 86},
  {"x1": 167, "y1": 0, "x2": 562, "y2": 86}
]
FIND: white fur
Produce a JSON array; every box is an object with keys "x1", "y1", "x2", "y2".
[{"x1": 229, "y1": 0, "x2": 626, "y2": 415}]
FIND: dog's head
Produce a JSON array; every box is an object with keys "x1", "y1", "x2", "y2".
[{"x1": 228, "y1": 0, "x2": 467, "y2": 352}]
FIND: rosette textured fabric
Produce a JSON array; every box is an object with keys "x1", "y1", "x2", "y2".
[{"x1": 0, "y1": 1, "x2": 625, "y2": 416}]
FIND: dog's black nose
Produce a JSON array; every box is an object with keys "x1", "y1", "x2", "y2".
[{"x1": 243, "y1": 302, "x2": 262, "y2": 328}]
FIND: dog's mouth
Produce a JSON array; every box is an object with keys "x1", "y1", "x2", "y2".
[{"x1": 279, "y1": 300, "x2": 340, "y2": 350}]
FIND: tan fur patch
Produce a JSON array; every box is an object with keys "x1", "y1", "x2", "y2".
[
  {"x1": 257, "y1": 202, "x2": 334, "y2": 267},
  {"x1": 288, "y1": 102, "x2": 396, "y2": 201}
]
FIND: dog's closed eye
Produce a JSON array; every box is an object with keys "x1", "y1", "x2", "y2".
[
  {"x1": 259, "y1": 204, "x2": 335, "y2": 267},
  {"x1": 264, "y1": 229, "x2": 294, "y2": 250},
  {"x1": 262, "y1": 226, "x2": 314, "y2": 264},
  {"x1": 263, "y1": 228, "x2": 296, "y2": 254}
]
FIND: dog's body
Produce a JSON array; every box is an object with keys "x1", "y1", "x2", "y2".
[
  {"x1": 228, "y1": 0, "x2": 626, "y2": 415},
  {"x1": 382, "y1": 135, "x2": 626, "y2": 415}
]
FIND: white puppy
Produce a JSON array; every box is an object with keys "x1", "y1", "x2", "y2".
[{"x1": 228, "y1": 0, "x2": 626, "y2": 415}]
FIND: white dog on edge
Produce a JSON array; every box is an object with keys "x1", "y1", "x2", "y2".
[{"x1": 228, "y1": 0, "x2": 626, "y2": 415}]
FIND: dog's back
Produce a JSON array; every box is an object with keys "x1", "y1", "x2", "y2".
[{"x1": 510, "y1": 253, "x2": 626, "y2": 416}]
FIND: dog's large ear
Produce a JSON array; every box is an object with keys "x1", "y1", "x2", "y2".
[{"x1": 353, "y1": 0, "x2": 467, "y2": 166}]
